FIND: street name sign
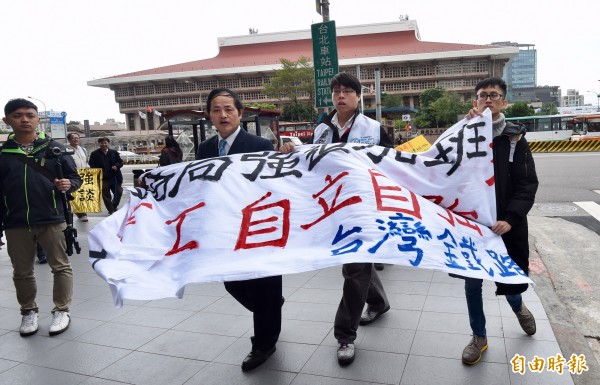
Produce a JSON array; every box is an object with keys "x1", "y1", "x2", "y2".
[{"x1": 312, "y1": 21, "x2": 339, "y2": 108}]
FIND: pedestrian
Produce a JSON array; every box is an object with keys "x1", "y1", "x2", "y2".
[
  {"x1": 159, "y1": 135, "x2": 183, "y2": 166},
  {"x1": 458, "y1": 77, "x2": 539, "y2": 365},
  {"x1": 196, "y1": 88, "x2": 282, "y2": 371},
  {"x1": 280, "y1": 72, "x2": 391, "y2": 366},
  {"x1": 0, "y1": 98, "x2": 82, "y2": 336},
  {"x1": 67, "y1": 132, "x2": 89, "y2": 221},
  {"x1": 88, "y1": 137, "x2": 123, "y2": 215}
]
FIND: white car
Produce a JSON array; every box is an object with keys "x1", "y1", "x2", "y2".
[{"x1": 118, "y1": 151, "x2": 159, "y2": 163}]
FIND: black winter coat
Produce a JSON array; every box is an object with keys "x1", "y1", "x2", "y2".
[
  {"x1": 89, "y1": 148, "x2": 123, "y2": 183},
  {"x1": 0, "y1": 134, "x2": 82, "y2": 229},
  {"x1": 493, "y1": 122, "x2": 539, "y2": 295}
]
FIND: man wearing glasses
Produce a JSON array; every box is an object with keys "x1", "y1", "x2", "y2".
[
  {"x1": 282, "y1": 72, "x2": 392, "y2": 365},
  {"x1": 457, "y1": 77, "x2": 539, "y2": 365}
]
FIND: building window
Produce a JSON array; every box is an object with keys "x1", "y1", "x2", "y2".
[
  {"x1": 220, "y1": 78, "x2": 240, "y2": 89},
  {"x1": 175, "y1": 82, "x2": 197, "y2": 93},
  {"x1": 411, "y1": 81, "x2": 436, "y2": 91},
  {"x1": 240, "y1": 77, "x2": 263, "y2": 88},
  {"x1": 155, "y1": 84, "x2": 174, "y2": 94},
  {"x1": 198, "y1": 80, "x2": 218, "y2": 91},
  {"x1": 358, "y1": 67, "x2": 375, "y2": 81},
  {"x1": 116, "y1": 87, "x2": 135, "y2": 97},
  {"x1": 387, "y1": 82, "x2": 410, "y2": 91},
  {"x1": 438, "y1": 79, "x2": 465, "y2": 89},
  {"x1": 135, "y1": 85, "x2": 155, "y2": 96},
  {"x1": 436, "y1": 61, "x2": 463, "y2": 75},
  {"x1": 411, "y1": 65, "x2": 435, "y2": 77}
]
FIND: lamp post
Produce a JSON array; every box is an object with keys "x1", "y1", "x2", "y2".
[
  {"x1": 588, "y1": 91, "x2": 600, "y2": 112},
  {"x1": 27, "y1": 95, "x2": 48, "y2": 131},
  {"x1": 360, "y1": 85, "x2": 370, "y2": 113}
]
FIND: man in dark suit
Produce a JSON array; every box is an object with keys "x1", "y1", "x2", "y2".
[
  {"x1": 196, "y1": 88, "x2": 281, "y2": 371},
  {"x1": 88, "y1": 137, "x2": 123, "y2": 215}
]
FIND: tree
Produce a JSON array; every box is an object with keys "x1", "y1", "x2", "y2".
[
  {"x1": 262, "y1": 56, "x2": 317, "y2": 122},
  {"x1": 262, "y1": 56, "x2": 314, "y2": 104},
  {"x1": 382, "y1": 94, "x2": 402, "y2": 108},
  {"x1": 504, "y1": 102, "x2": 535, "y2": 118},
  {"x1": 539, "y1": 102, "x2": 558, "y2": 115},
  {"x1": 414, "y1": 87, "x2": 446, "y2": 128},
  {"x1": 282, "y1": 103, "x2": 318, "y2": 122},
  {"x1": 430, "y1": 93, "x2": 471, "y2": 127},
  {"x1": 67, "y1": 120, "x2": 82, "y2": 132}
]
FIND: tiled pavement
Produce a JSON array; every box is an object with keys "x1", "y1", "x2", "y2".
[{"x1": 0, "y1": 216, "x2": 576, "y2": 385}]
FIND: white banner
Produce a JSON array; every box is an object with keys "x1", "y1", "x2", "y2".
[{"x1": 89, "y1": 111, "x2": 531, "y2": 307}]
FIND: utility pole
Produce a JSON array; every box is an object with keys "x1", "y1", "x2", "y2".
[
  {"x1": 316, "y1": 0, "x2": 330, "y2": 22},
  {"x1": 375, "y1": 68, "x2": 382, "y2": 122}
]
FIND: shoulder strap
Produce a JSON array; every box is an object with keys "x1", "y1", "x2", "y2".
[{"x1": 14, "y1": 154, "x2": 55, "y2": 182}]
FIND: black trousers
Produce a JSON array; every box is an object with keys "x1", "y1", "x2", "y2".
[
  {"x1": 224, "y1": 275, "x2": 282, "y2": 350},
  {"x1": 101, "y1": 179, "x2": 123, "y2": 214}
]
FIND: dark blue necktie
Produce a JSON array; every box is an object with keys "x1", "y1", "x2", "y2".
[{"x1": 218, "y1": 140, "x2": 227, "y2": 156}]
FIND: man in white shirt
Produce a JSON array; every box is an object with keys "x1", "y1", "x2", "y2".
[{"x1": 67, "y1": 133, "x2": 89, "y2": 222}]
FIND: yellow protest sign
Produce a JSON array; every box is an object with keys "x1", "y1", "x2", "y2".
[
  {"x1": 72, "y1": 168, "x2": 103, "y2": 213},
  {"x1": 395, "y1": 135, "x2": 431, "y2": 153}
]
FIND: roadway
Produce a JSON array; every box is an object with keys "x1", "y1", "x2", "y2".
[{"x1": 528, "y1": 152, "x2": 600, "y2": 385}]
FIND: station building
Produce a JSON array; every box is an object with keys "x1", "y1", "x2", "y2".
[{"x1": 88, "y1": 20, "x2": 518, "y2": 132}]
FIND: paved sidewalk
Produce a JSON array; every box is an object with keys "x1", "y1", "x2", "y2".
[{"x1": 0, "y1": 215, "x2": 577, "y2": 385}]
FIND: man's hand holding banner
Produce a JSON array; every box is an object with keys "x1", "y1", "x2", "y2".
[{"x1": 89, "y1": 110, "x2": 531, "y2": 307}]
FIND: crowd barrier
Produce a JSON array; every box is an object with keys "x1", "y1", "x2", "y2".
[{"x1": 529, "y1": 138, "x2": 600, "y2": 153}]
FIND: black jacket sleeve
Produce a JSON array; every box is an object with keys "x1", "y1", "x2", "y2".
[
  {"x1": 62, "y1": 152, "x2": 82, "y2": 194},
  {"x1": 378, "y1": 125, "x2": 394, "y2": 148}
]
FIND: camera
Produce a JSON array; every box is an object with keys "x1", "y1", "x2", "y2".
[{"x1": 50, "y1": 146, "x2": 75, "y2": 157}]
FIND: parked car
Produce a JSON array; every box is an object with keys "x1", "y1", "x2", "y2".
[{"x1": 118, "y1": 151, "x2": 159, "y2": 163}]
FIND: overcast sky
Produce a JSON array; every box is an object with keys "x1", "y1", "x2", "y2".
[{"x1": 1, "y1": 0, "x2": 598, "y2": 123}]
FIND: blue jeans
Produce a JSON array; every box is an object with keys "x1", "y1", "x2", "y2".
[{"x1": 464, "y1": 277, "x2": 522, "y2": 337}]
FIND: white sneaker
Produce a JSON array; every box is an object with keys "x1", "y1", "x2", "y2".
[
  {"x1": 49, "y1": 311, "x2": 71, "y2": 336},
  {"x1": 20, "y1": 310, "x2": 39, "y2": 337}
]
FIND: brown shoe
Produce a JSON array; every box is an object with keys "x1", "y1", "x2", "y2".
[
  {"x1": 462, "y1": 335, "x2": 488, "y2": 365},
  {"x1": 515, "y1": 302, "x2": 536, "y2": 335}
]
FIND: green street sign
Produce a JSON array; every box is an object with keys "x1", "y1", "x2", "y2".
[{"x1": 312, "y1": 21, "x2": 339, "y2": 108}]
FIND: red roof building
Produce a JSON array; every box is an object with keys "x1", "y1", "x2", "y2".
[{"x1": 88, "y1": 20, "x2": 517, "y2": 131}]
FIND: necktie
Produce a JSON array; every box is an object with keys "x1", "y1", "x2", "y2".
[{"x1": 218, "y1": 140, "x2": 227, "y2": 156}]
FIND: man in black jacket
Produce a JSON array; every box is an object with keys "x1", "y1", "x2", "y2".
[
  {"x1": 0, "y1": 98, "x2": 82, "y2": 337},
  {"x1": 459, "y1": 78, "x2": 539, "y2": 365},
  {"x1": 88, "y1": 137, "x2": 123, "y2": 214},
  {"x1": 196, "y1": 88, "x2": 281, "y2": 371}
]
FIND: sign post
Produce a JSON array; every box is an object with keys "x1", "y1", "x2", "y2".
[
  {"x1": 311, "y1": 20, "x2": 339, "y2": 109},
  {"x1": 48, "y1": 111, "x2": 67, "y2": 139}
]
